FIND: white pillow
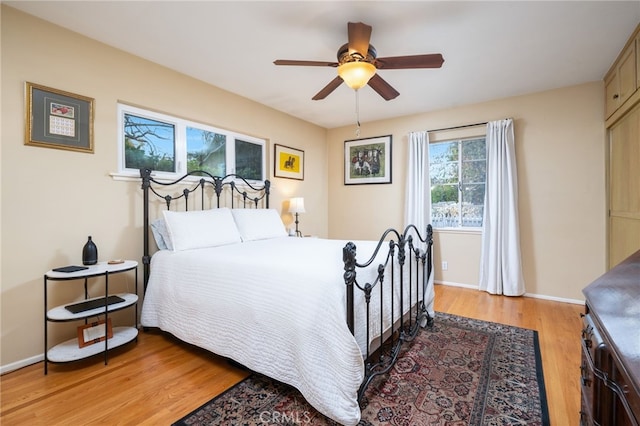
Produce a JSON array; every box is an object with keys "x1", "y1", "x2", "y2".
[
  {"x1": 150, "y1": 218, "x2": 173, "y2": 251},
  {"x1": 231, "y1": 209, "x2": 288, "y2": 242},
  {"x1": 162, "y1": 208, "x2": 241, "y2": 251}
]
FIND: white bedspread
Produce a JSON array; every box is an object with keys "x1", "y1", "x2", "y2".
[{"x1": 141, "y1": 236, "x2": 434, "y2": 425}]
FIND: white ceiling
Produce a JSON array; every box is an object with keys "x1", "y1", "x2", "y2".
[{"x1": 7, "y1": 1, "x2": 640, "y2": 129}]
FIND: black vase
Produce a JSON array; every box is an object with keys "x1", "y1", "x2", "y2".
[{"x1": 82, "y1": 236, "x2": 98, "y2": 265}]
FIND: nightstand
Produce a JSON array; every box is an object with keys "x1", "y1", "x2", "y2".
[{"x1": 43, "y1": 260, "x2": 138, "y2": 374}]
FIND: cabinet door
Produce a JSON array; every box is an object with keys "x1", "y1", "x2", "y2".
[
  {"x1": 609, "y1": 103, "x2": 640, "y2": 268},
  {"x1": 605, "y1": 71, "x2": 619, "y2": 118},
  {"x1": 605, "y1": 41, "x2": 638, "y2": 119},
  {"x1": 637, "y1": 35, "x2": 640, "y2": 89},
  {"x1": 618, "y1": 43, "x2": 637, "y2": 106}
]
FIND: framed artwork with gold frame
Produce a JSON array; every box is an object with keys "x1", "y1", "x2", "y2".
[{"x1": 25, "y1": 82, "x2": 94, "y2": 153}]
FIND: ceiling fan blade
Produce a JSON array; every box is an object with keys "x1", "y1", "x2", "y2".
[
  {"x1": 347, "y1": 22, "x2": 372, "y2": 57},
  {"x1": 367, "y1": 74, "x2": 400, "y2": 101},
  {"x1": 312, "y1": 76, "x2": 343, "y2": 100},
  {"x1": 375, "y1": 53, "x2": 444, "y2": 69},
  {"x1": 274, "y1": 60, "x2": 338, "y2": 67}
]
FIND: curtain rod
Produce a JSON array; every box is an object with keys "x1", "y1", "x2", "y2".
[
  {"x1": 426, "y1": 118, "x2": 513, "y2": 133},
  {"x1": 427, "y1": 121, "x2": 488, "y2": 133}
]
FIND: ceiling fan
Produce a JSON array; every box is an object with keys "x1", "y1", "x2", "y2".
[{"x1": 274, "y1": 22, "x2": 444, "y2": 101}]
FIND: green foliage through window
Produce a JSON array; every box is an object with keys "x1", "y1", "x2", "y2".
[
  {"x1": 429, "y1": 137, "x2": 486, "y2": 228},
  {"x1": 186, "y1": 127, "x2": 226, "y2": 176},
  {"x1": 235, "y1": 139, "x2": 262, "y2": 180},
  {"x1": 124, "y1": 114, "x2": 175, "y2": 172}
]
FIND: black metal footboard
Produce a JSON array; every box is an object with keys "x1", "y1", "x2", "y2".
[{"x1": 343, "y1": 224, "x2": 434, "y2": 402}]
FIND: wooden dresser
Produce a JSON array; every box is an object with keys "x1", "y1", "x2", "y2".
[{"x1": 581, "y1": 249, "x2": 640, "y2": 425}]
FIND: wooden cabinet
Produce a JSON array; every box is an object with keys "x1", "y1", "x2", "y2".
[
  {"x1": 619, "y1": 44, "x2": 637, "y2": 106},
  {"x1": 605, "y1": 70, "x2": 621, "y2": 118},
  {"x1": 637, "y1": 33, "x2": 640, "y2": 89},
  {"x1": 606, "y1": 23, "x2": 640, "y2": 269},
  {"x1": 594, "y1": 24, "x2": 640, "y2": 425},
  {"x1": 605, "y1": 41, "x2": 637, "y2": 118},
  {"x1": 581, "y1": 249, "x2": 640, "y2": 426},
  {"x1": 608, "y1": 102, "x2": 640, "y2": 268}
]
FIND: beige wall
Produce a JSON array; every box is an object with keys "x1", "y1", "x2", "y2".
[
  {"x1": 327, "y1": 82, "x2": 607, "y2": 302},
  {"x1": 0, "y1": 6, "x2": 327, "y2": 370}
]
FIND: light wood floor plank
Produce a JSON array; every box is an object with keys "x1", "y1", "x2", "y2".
[{"x1": 0, "y1": 285, "x2": 584, "y2": 425}]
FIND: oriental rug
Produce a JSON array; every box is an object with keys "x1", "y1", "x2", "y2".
[{"x1": 173, "y1": 313, "x2": 549, "y2": 425}]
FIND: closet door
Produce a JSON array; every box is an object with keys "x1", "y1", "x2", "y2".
[{"x1": 609, "y1": 102, "x2": 640, "y2": 268}]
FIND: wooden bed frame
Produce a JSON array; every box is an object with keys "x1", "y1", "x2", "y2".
[{"x1": 140, "y1": 168, "x2": 434, "y2": 403}]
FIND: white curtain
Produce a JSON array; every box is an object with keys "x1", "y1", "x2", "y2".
[
  {"x1": 405, "y1": 130, "x2": 434, "y2": 319},
  {"x1": 404, "y1": 131, "x2": 431, "y2": 240},
  {"x1": 479, "y1": 119, "x2": 525, "y2": 295}
]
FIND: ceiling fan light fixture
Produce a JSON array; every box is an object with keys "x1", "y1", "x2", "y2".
[{"x1": 337, "y1": 61, "x2": 376, "y2": 90}]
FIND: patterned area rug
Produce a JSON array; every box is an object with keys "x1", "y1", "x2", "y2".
[{"x1": 173, "y1": 313, "x2": 549, "y2": 425}]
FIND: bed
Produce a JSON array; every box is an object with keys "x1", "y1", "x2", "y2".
[{"x1": 139, "y1": 169, "x2": 434, "y2": 425}]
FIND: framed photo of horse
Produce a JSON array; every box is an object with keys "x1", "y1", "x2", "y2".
[
  {"x1": 274, "y1": 144, "x2": 304, "y2": 180},
  {"x1": 344, "y1": 135, "x2": 392, "y2": 185}
]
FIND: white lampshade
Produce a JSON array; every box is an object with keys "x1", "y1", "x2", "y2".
[
  {"x1": 337, "y1": 61, "x2": 376, "y2": 90},
  {"x1": 288, "y1": 197, "x2": 306, "y2": 214}
]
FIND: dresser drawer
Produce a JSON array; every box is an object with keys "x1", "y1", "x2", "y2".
[
  {"x1": 581, "y1": 314, "x2": 614, "y2": 424},
  {"x1": 582, "y1": 314, "x2": 611, "y2": 371},
  {"x1": 611, "y1": 363, "x2": 640, "y2": 425},
  {"x1": 581, "y1": 391, "x2": 595, "y2": 426}
]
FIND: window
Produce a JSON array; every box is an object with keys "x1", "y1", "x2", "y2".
[
  {"x1": 117, "y1": 104, "x2": 266, "y2": 180},
  {"x1": 429, "y1": 137, "x2": 486, "y2": 228}
]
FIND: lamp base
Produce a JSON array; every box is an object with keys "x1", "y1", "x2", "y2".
[{"x1": 294, "y1": 213, "x2": 302, "y2": 237}]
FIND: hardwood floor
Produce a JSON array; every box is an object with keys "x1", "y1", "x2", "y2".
[{"x1": 1, "y1": 284, "x2": 584, "y2": 425}]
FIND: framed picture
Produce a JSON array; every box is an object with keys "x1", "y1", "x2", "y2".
[
  {"x1": 25, "y1": 82, "x2": 94, "y2": 153},
  {"x1": 77, "y1": 318, "x2": 113, "y2": 348},
  {"x1": 274, "y1": 144, "x2": 304, "y2": 180},
  {"x1": 344, "y1": 135, "x2": 392, "y2": 185}
]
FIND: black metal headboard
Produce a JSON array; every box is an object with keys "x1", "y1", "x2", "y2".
[{"x1": 140, "y1": 168, "x2": 271, "y2": 291}]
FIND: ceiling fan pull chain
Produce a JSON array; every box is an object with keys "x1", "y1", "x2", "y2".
[{"x1": 355, "y1": 89, "x2": 361, "y2": 138}]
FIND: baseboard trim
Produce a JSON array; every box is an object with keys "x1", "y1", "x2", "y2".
[
  {"x1": 522, "y1": 292, "x2": 584, "y2": 305},
  {"x1": 1, "y1": 353, "x2": 43, "y2": 375},
  {"x1": 436, "y1": 280, "x2": 477, "y2": 289},
  {"x1": 435, "y1": 281, "x2": 584, "y2": 305}
]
